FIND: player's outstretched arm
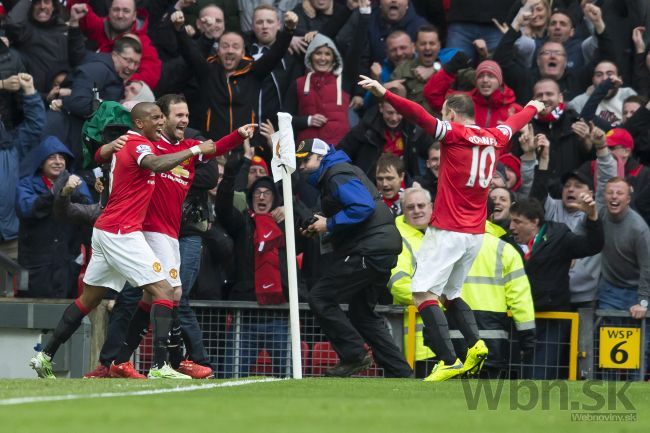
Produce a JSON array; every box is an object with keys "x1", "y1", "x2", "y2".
[
  {"x1": 211, "y1": 123, "x2": 256, "y2": 156},
  {"x1": 141, "y1": 141, "x2": 215, "y2": 172},
  {"x1": 358, "y1": 75, "x2": 441, "y2": 136},
  {"x1": 503, "y1": 100, "x2": 545, "y2": 136}
]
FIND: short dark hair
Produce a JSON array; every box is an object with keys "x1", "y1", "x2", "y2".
[
  {"x1": 113, "y1": 36, "x2": 141, "y2": 55},
  {"x1": 376, "y1": 152, "x2": 405, "y2": 176},
  {"x1": 510, "y1": 197, "x2": 545, "y2": 227},
  {"x1": 445, "y1": 93, "x2": 474, "y2": 119},
  {"x1": 624, "y1": 95, "x2": 648, "y2": 106},
  {"x1": 550, "y1": 8, "x2": 574, "y2": 27},
  {"x1": 416, "y1": 24, "x2": 440, "y2": 42},
  {"x1": 157, "y1": 94, "x2": 187, "y2": 117}
]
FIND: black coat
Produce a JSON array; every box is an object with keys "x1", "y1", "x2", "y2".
[
  {"x1": 511, "y1": 108, "x2": 594, "y2": 198},
  {"x1": 525, "y1": 219, "x2": 604, "y2": 311},
  {"x1": 42, "y1": 53, "x2": 124, "y2": 167},
  {"x1": 338, "y1": 106, "x2": 431, "y2": 182},
  {"x1": 4, "y1": 0, "x2": 73, "y2": 94},
  {"x1": 176, "y1": 27, "x2": 293, "y2": 140}
]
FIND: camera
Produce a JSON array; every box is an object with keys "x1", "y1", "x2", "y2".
[{"x1": 299, "y1": 215, "x2": 319, "y2": 231}]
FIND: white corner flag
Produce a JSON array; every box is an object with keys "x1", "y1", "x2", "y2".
[
  {"x1": 270, "y1": 112, "x2": 302, "y2": 379},
  {"x1": 271, "y1": 112, "x2": 296, "y2": 182}
]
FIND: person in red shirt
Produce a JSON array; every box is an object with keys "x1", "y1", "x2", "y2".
[
  {"x1": 360, "y1": 74, "x2": 544, "y2": 381},
  {"x1": 106, "y1": 95, "x2": 254, "y2": 379},
  {"x1": 29, "y1": 102, "x2": 218, "y2": 379},
  {"x1": 67, "y1": 0, "x2": 161, "y2": 89}
]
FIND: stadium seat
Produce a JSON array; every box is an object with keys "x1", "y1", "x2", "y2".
[
  {"x1": 250, "y1": 349, "x2": 273, "y2": 375},
  {"x1": 311, "y1": 342, "x2": 339, "y2": 376}
]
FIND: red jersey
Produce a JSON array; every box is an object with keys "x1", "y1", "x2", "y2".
[
  {"x1": 142, "y1": 130, "x2": 244, "y2": 238},
  {"x1": 384, "y1": 91, "x2": 537, "y2": 233},
  {"x1": 95, "y1": 132, "x2": 157, "y2": 234}
]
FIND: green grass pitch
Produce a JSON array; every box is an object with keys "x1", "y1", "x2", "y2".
[{"x1": 0, "y1": 378, "x2": 647, "y2": 433}]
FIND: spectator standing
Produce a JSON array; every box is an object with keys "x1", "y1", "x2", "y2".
[
  {"x1": 43, "y1": 37, "x2": 142, "y2": 168},
  {"x1": 366, "y1": 0, "x2": 428, "y2": 64},
  {"x1": 568, "y1": 61, "x2": 637, "y2": 127},
  {"x1": 286, "y1": 2, "x2": 369, "y2": 146},
  {"x1": 298, "y1": 138, "x2": 412, "y2": 378},
  {"x1": 173, "y1": 9, "x2": 296, "y2": 142},
  {"x1": 375, "y1": 152, "x2": 405, "y2": 218},
  {"x1": 519, "y1": 78, "x2": 594, "y2": 196},
  {"x1": 66, "y1": 0, "x2": 162, "y2": 90},
  {"x1": 598, "y1": 177, "x2": 650, "y2": 320},
  {"x1": 389, "y1": 187, "x2": 436, "y2": 378},
  {"x1": 0, "y1": 73, "x2": 44, "y2": 260},
  {"x1": 16, "y1": 136, "x2": 93, "y2": 298},
  {"x1": 391, "y1": 24, "x2": 457, "y2": 114},
  {"x1": 339, "y1": 84, "x2": 431, "y2": 182},
  {"x1": 216, "y1": 155, "x2": 293, "y2": 378},
  {"x1": 424, "y1": 53, "x2": 523, "y2": 129},
  {"x1": 4, "y1": 0, "x2": 72, "y2": 96},
  {"x1": 509, "y1": 195, "x2": 603, "y2": 379}
]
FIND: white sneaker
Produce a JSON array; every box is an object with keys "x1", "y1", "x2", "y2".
[{"x1": 148, "y1": 363, "x2": 192, "y2": 379}]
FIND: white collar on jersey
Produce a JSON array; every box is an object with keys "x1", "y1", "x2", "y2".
[
  {"x1": 127, "y1": 130, "x2": 143, "y2": 136},
  {"x1": 160, "y1": 133, "x2": 180, "y2": 146}
]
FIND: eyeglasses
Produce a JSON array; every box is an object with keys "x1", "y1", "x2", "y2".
[
  {"x1": 539, "y1": 50, "x2": 566, "y2": 57},
  {"x1": 116, "y1": 53, "x2": 141, "y2": 68},
  {"x1": 253, "y1": 190, "x2": 273, "y2": 198}
]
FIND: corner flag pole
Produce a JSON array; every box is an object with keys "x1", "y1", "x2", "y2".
[
  {"x1": 271, "y1": 112, "x2": 302, "y2": 379},
  {"x1": 280, "y1": 164, "x2": 302, "y2": 379}
]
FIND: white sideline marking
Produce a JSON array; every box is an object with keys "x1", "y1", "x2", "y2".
[{"x1": 0, "y1": 377, "x2": 280, "y2": 406}]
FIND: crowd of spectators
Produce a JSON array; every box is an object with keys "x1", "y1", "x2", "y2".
[{"x1": 1, "y1": 0, "x2": 649, "y2": 379}]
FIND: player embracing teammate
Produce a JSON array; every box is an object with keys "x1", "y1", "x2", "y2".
[
  {"x1": 30, "y1": 101, "x2": 254, "y2": 379},
  {"x1": 359, "y1": 75, "x2": 544, "y2": 381}
]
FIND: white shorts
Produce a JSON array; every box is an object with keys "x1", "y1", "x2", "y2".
[
  {"x1": 83, "y1": 229, "x2": 166, "y2": 292},
  {"x1": 411, "y1": 227, "x2": 483, "y2": 299},
  {"x1": 143, "y1": 231, "x2": 181, "y2": 287}
]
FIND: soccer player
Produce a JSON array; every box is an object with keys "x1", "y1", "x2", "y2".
[
  {"x1": 29, "y1": 102, "x2": 217, "y2": 379},
  {"x1": 106, "y1": 95, "x2": 255, "y2": 379},
  {"x1": 359, "y1": 75, "x2": 544, "y2": 381}
]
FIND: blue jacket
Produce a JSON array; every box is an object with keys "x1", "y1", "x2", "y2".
[
  {"x1": 0, "y1": 93, "x2": 45, "y2": 242},
  {"x1": 308, "y1": 149, "x2": 376, "y2": 233},
  {"x1": 16, "y1": 136, "x2": 92, "y2": 219},
  {"x1": 308, "y1": 148, "x2": 401, "y2": 258},
  {"x1": 16, "y1": 136, "x2": 92, "y2": 298}
]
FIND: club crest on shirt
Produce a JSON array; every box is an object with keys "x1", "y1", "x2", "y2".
[
  {"x1": 136, "y1": 144, "x2": 152, "y2": 154},
  {"x1": 153, "y1": 261, "x2": 162, "y2": 272},
  {"x1": 171, "y1": 165, "x2": 190, "y2": 178},
  {"x1": 169, "y1": 268, "x2": 178, "y2": 280}
]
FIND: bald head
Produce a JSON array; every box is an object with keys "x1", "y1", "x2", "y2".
[
  {"x1": 131, "y1": 102, "x2": 159, "y2": 122},
  {"x1": 131, "y1": 102, "x2": 164, "y2": 141}
]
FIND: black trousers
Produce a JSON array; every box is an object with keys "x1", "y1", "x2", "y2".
[{"x1": 308, "y1": 254, "x2": 412, "y2": 378}]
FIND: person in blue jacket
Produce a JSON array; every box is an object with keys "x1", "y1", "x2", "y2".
[
  {"x1": 0, "y1": 73, "x2": 45, "y2": 260},
  {"x1": 16, "y1": 135, "x2": 93, "y2": 298}
]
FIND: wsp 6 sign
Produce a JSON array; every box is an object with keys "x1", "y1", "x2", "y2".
[{"x1": 599, "y1": 327, "x2": 641, "y2": 369}]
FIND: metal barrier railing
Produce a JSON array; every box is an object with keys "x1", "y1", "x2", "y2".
[
  {"x1": 404, "y1": 307, "x2": 580, "y2": 380},
  {"x1": 581, "y1": 309, "x2": 648, "y2": 381},
  {"x1": 134, "y1": 301, "x2": 405, "y2": 378}
]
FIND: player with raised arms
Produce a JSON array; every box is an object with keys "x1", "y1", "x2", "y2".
[{"x1": 359, "y1": 75, "x2": 544, "y2": 381}]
